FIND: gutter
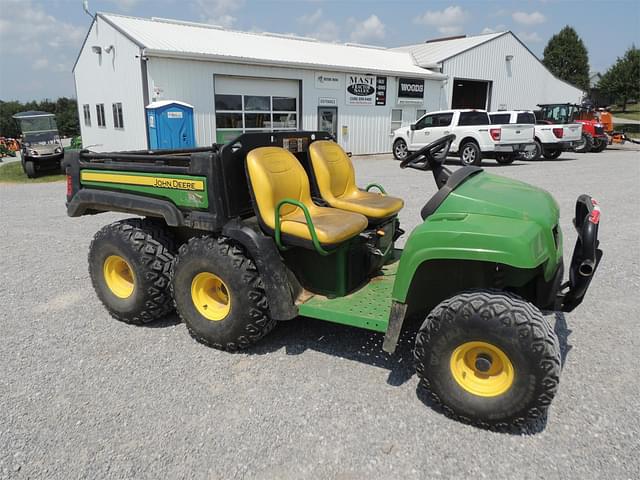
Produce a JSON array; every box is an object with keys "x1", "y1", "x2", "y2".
[{"x1": 141, "y1": 48, "x2": 448, "y2": 80}]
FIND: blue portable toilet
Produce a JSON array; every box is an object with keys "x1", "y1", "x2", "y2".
[{"x1": 146, "y1": 101, "x2": 196, "y2": 150}]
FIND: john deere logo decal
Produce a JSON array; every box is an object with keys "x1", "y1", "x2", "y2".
[{"x1": 80, "y1": 171, "x2": 205, "y2": 191}]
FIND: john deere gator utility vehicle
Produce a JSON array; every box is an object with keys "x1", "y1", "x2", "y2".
[{"x1": 65, "y1": 132, "x2": 602, "y2": 429}]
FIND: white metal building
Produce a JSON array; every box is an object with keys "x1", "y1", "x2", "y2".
[
  {"x1": 73, "y1": 13, "x2": 446, "y2": 154},
  {"x1": 394, "y1": 32, "x2": 584, "y2": 112}
]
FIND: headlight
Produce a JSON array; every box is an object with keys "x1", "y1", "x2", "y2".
[
  {"x1": 595, "y1": 123, "x2": 603, "y2": 128},
  {"x1": 29, "y1": 149, "x2": 38, "y2": 155},
  {"x1": 55, "y1": 147, "x2": 62, "y2": 153}
]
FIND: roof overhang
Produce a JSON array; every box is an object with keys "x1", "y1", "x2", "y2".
[{"x1": 142, "y1": 48, "x2": 448, "y2": 80}]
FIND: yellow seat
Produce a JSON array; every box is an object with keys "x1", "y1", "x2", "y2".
[
  {"x1": 308, "y1": 140, "x2": 404, "y2": 220},
  {"x1": 246, "y1": 147, "x2": 368, "y2": 247}
]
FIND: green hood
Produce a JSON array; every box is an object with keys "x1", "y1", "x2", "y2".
[{"x1": 440, "y1": 172, "x2": 559, "y2": 228}]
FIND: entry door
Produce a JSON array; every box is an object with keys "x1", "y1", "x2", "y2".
[{"x1": 318, "y1": 107, "x2": 338, "y2": 138}]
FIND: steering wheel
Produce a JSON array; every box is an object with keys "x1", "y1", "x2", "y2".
[{"x1": 399, "y1": 134, "x2": 456, "y2": 170}]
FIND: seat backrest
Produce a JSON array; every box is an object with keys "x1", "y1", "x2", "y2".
[
  {"x1": 246, "y1": 146, "x2": 313, "y2": 229},
  {"x1": 308, "y1": 140, "x2": 358, "y2": 204}
]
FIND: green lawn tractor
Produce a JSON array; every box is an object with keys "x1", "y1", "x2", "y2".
[{"x1": 64, "y1": 132, "x2": 602, "y2": 430}]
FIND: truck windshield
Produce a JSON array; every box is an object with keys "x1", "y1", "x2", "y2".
[{"x1": 459, "y1": 111, "x2": 490, "y2": 126}]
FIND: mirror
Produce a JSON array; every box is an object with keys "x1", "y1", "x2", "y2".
[{"x1": 410, "y1": 123, "x2": 416, "y2": 131}]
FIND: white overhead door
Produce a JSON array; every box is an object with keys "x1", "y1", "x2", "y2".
[{"x1": 214, "y1": 75, "x2": 300, "y2": 143}]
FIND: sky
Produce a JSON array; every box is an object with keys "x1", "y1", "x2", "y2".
[{"x1": 0, "y1": 0, "x2": 638, "y2": 101}]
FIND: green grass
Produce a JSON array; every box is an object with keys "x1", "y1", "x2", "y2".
[
  {"x1": 0, "y1": 161, "x2": 65, "y2": 183},
  {"x1": 611, "y1": 103, "x2": 640, "y2": 121}
]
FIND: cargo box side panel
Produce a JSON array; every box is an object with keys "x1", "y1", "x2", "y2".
[{"x1": 80, "y1": 170, "x2": 208, "y2": 209}]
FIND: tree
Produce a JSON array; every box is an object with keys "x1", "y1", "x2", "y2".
[
  {"x1": 543, "y1": 26, "x2": 590, "y2": 91},
  {"x1": 598, "y1": 46, "x2": 640, "y2": 112}
]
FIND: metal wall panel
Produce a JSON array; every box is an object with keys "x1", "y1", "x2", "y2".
[
  {"x1": 74, "y1": 18, "x2": 147, "y2": 152},
  {"x1": 442, "y1": 34, "x2": 584, "y2": 111}
]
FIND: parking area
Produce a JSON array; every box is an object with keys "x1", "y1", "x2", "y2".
[{"x1": 1, "y1": 148, "x2": 639, "y2": 479}]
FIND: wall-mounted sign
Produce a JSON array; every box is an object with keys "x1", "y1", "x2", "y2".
[
  {"x1": 315, "y1": 72, "x2": 341, "y2": 90},
  {"x1": 319, "y1": 97, "x2": 337, "y2": 106},
  {"x1": 346, "y1": 74, "x2": 376, "y2": 106},
  {"x1": 375, "y1": 76, "x2": 387, "y2": 106},
  {"x1": 167, "y1": 111, "x2": 183, "y2": 119},
  {"x1": 398, "y1": 78, "x2": 424, "y2": 99}
]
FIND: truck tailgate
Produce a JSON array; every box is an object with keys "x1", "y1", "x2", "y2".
[
  {"x1": 498, "y1": 124, "x2": 534, "y2": 143},
  {"x1": 563, "y1": 123, "x2": 583, "y2": 142}
]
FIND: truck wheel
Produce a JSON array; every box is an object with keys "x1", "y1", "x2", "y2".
[
  {"x1": 522, "y1": 140, "x2": 542, "y2": 161},
  {"x1": 542, "y1": 150, "x2": 562, "y2": 160},
  {"x1": 88, "y1": 218, "x2": 175, "y2": 324},
  {"x1": 495, "y1": 154, "x2": 515, "y2": 165},
  {"x1": 24, "y1": 160, "x2": 36, "y2": 178},
  {"x1": 171, "y1": 236, "x2": 276, "y2": 351},
  {"x1": 574, "y1": 133, "x2": 593, "y2": 153},
  {"x1": 459, "y1": 141, "x2": 481, "y2": 166},
  {"x1": 393, "y1": 139, "x2": 408, "y2": 161},
  {"x1": 591, "y1": 138, "x2": 607, "y2": 152},
  {"x1": 414, "y1": 290, "x2": 561, "y2": 431}
]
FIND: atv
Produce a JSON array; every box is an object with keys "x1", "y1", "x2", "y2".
[{"x1": 64, "y1": 132, "x2": 602, "y2": 430}]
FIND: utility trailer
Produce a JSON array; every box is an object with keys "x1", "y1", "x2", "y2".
[{"x1": 65, "y1": 131, "x2": 602, "y2": 430}]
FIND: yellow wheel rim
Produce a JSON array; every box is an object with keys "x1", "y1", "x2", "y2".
[
  {"x1": 450, "y1": 341, "x2": 515, "y2": 397},
  {"x1": 191, "y1": 272, "x2": 231, "y2": 321},
  {"x1": 103, "y1": 255, "x2": 135, "y2": 299}
]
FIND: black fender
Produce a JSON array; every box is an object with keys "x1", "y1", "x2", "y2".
[{"x1": 222, "y1": 218, "x2": 299, "y2": 321}]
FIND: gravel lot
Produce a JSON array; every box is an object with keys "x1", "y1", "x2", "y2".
[{"x1": 1, "y1": 148, "x2": 639, "y2": 479}]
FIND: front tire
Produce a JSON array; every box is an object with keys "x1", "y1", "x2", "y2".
[
  {"x1": 542, "y1": 149, "x2": 562, "y2": 160},
  {"x1": 591, "y1": 138, "x2": 607, "y2": 152},
  {"x1": 393, "y1": 139, "x2": 409, "y2": 161},
  {"x1": 88, "y1": 219, "x2": 176, "y2": 324},
  {"x1": 414, "y1": 290, "x2": 561, "y2": 430},
  {"x1": 24, "y1": 160, "x2": 36, "y2": 178},
  {"x1": 522, "y1": 139, "x2": 542, "y2": 161},
  {"x1": 575, "y1": 132, "x2": 594, "y2": 153},
  {"x1": 459, "y1": 141, "x2": 482, "y2": 166},
  {"x1": 171, "y1": 236, "x2": 276, "y2": 351}
]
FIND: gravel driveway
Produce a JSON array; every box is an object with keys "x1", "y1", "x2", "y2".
[{"x1": 1, "y1": 149, "x2": 639, "y2": 479}]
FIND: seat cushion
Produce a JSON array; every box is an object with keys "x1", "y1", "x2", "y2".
[
  {"x1": 330, "y1": 190, "x2": 404, "y2": 220},
  {"x1": 246, "y1": 146, "x2": 368, "y2": 246},
  {"x1": 281, "y1": 206, "x2": 368, "y2": 245},
  {"x1": 309, "y1": 140, "x2": 404, "y2": 219}
]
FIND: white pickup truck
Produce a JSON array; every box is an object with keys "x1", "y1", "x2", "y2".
[
  {"x1": 489, "y1": 110, "x2": 583, "y2": 160},
  {"x1": 392, "y1": 109, "x2": 535, "y2": 166}
]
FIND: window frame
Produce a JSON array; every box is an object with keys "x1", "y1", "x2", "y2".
[
  {"x1": 112, "y1": 102, "x2": 124, "y2": 129},
  {"x1": 83, "y1": 104, "x2": 91, "y2": 127},
  {"x1": 96, "y1": 104, "x2": 106, "y2": 128},
  {"x1": 390, "y1": 108, "x2": 403, "y2": 133},
  {"x1": 215, "y1": 94, "x2": 299, "y2": 137}
]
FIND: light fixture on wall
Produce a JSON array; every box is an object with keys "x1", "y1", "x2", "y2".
[
  {"x1": 505, "y1": 55, "x2": 514, "y2": 62},
  {"x1": 105, "y1": 45, "x2": 114, "y2": 54},
  {"x1": 91, "y1": 45, "x2": 102, "y2": 54}
]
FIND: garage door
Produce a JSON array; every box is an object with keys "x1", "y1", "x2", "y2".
[
  {"x1": 451, "y1": 79, "x2": 491, "y2": 109},
  {"x1": 214, "y1": 76, "x2": 300, "y2": 143}
]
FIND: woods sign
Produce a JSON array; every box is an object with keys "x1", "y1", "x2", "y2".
[{"x1": 346, "y1": 75, "x2": 376, "y2": 105}]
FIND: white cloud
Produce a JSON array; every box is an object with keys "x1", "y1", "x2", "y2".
[
  {"x1": 0, "y1": 0, "x2": 85, "y2": 99},
  {"x1": 414, "y1": 6, "x2": 469, "y2": 34},
  {"x1": 103, "y1": 0, "x2": 141, "y2": 12},
  {"x1": 194, "y1": 0, "x2": 245, "y2": 27},
  {"x1": 481, "y1": 24, "x2": 507, "y2": 34},
  {"x1": 518, "y1": 31, "x2": 543, "y2": 43},
  {"x1": 349, "y1": 14, "x2": 386, "y2": 43},
  {"x1": 298, "y1": 9, "x2": 323, "y2": 25},
  {"x1": 512, "y1": 11, "x2": 546, "y2": 25}
]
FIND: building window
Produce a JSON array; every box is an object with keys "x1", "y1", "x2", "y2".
[
  {"x1": 83, "y1": 104, "x2": 91, "y2": 126},
  {"x1": 112, "y1": 103, "x2": 124, "y2": 129},
  {"x1": 96, "y1": 104, "x2": 106, "y2": 127},
  {"x1": 416, "y1": 109, "x2": 426, "y2": 121},
  {"x1": 215, "y1": 94, "x2": 298, "y2": 143},
  {"x1": 391, "y1": 109, "x2": 403, "y2": 132}
]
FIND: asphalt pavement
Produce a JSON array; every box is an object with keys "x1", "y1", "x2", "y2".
[{"x1": 1, "y1": 148, "x2": 639, "y2": 479}]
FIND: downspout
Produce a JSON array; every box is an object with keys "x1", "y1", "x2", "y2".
[{"x1": 140, "y1": 47, "x2": 150, "y2": 149}]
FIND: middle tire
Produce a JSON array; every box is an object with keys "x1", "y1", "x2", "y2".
[{"x1": 171, "y1": 236, "x2": 276, "y2": 351}]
